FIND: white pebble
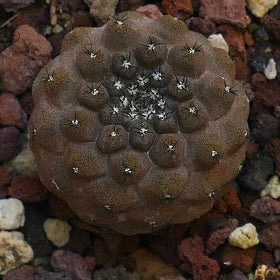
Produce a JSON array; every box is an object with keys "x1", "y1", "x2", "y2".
[
  {"x1": 208, "y1": 34, "x2": 229, "y2": 53},
  {"x1": 43, "y1": 218, "x2": 72, "y2": 247},
  {"x1": 264, "y1": 58, "x2": 277, "y2": 80},
  {"x1": 261, "y1": 175, "x2": 280, "y2": 199},
  {"x1": 229, "y1": 223, "x2": 259, "y2": 249},
  {"x1": 0, "y1": 198, "x2": 25, "y2": 230},
  {"x1": 247, "y1": 0, "x2": 278, "y2": 18},
  {"x1": 0, "y1": 231, "x2": 34, "y2": 275}
]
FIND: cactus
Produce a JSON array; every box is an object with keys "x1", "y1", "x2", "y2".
[{"x1": 29, "y1": 11, "x2": 249, "y2": 235}]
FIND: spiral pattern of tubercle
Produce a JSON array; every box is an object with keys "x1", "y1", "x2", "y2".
[{"x1": 29, "y1": 11, "x2": 249, "y2": 235}]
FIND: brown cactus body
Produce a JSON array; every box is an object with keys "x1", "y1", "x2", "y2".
[{"x1": 29, "y1": 12, "x2": 249, "y2": 235}]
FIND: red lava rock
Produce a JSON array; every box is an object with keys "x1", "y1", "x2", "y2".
[
  {"x1": 199, "y1": 0, "x2": 251, "y2": 28},
  {"x1": 206, "y1": 218, "x2": 238, "y2": 254},
  {"x1": 217, "y1": 25, "x2": 250, "y2": 80},
  {"x1": 256, "y1": 250, "x2": 276, "y2": 267},
  {"x1": 136, "y1": 4, "x2": 163, "y2": 19},
  {"x1": 250, "y1": 197, "x2": 280, "y2": 224},
  {"x1": 222, "y1": 245, "x2": 256, "y2": 273},
  {"x1": 162, "y1": 0, "x2": 193, "y2": 20},
  {"x1": 178, "y1": 236, "x2": 220, "y2": 280},
  {"x1": 0, "y1": 93, "x2": 27, "y2": 128},
  {"x1": 234, "y1": 55, "x2": 251, "y2": 81},
  {"x1": 0, "y1": 25, "x2": 53, "y2": 95},
  {"x1": 189, "y1": 18, "x2": 216, "y2": 36},
  {"x1": 0, "y1": 165, "x2": 14, "y2": 188},
  {"x1": 268, "y1": 138, "x2": 280, "y2": 175},
  {"x1": 8, "y1": 175, "x2": 48, "y2": 203},
  {"x1": 218, "y1": 25, "x2": 245, "y2": 54},
  {"x1": 251, "y1": 78, "x2": 280, "y2": 116},
  {"x1": 263, "y1": 13, "x2": 280, "y2": 40},
  {"x1": 51, "y1": 249, "x2": 91, "y2": 280},
  {"x1": 3, "y1": 265, "x2": 46, "y2": 280},
  {"x1": 0, "y1": 165, "x2": 13, "y2": 198},
  {"x1": 259, "y1": 223, "x2": 280, "y2": 250},
  {"x1": 251, "y1": 73, "x2": 267, "y2": 88},
  {"x1": 243, "y1": 31, "x2": 254, "y2": 47},
  {"x1": 73, "y1": 10, "x2": 94, "y2": 27},
  {"x1": 214, "y1": 187, "x2": 242, "y2": 214},
  {"x1": 0, "y1": 0, "x2": 34, "y2": 12},
  {"x1": 0, "y1": 126, "x2": 22, "y2": 163}
]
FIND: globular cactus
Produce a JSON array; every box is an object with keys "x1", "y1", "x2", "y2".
[{"x1": 29, "y1": 11, "x2": 249, "y2": 235}]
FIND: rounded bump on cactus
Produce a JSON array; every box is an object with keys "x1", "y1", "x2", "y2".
[
  {"x1": 149, "y1": 134, "x2": 185, "y2": 167},
  {"x1": 101, "y1": 16, "x2": 141, "y2": 51},
  {"x1": 129, "y1": 120, "x2": 155, "y2": 152},
  {"x1": 196, "y1": 73, "x2": 235, "y2": 120},
  {"x1": 29, "y1": 102, "x2": 65, "y2": 153},
  {"x1": 78, "y1": 83, "x2": 110, "y2": 111},
  {"x1": 64, "y1": 143, "x2": 105, "y2": 179},
  {"x1": 112, "y1": 52, "x2": 138, "y2": 80},
  {"x1": 177, "y1": 98, "x2": 209, "y2": 133},
  {"x1": 61, "y1": 106, "x2": 100, "y2": 142},
  {"x1": 97, "y1": 124, "x2": 128, "y2": 154},
  {"x1": 139, "y1": 166, "x2": 189, "y2": 201},
  {"x1": 167, "y1": 76, "x2": 194, "y2": 102},
  {"x1": 76, "y1": 46, "x2": 112, "y2": 82},
  {"x1": 135, "y1": 35, "x2": 168, "y2": 69},
  {"x1": 61, "y1": 28, "x2": 93, "y2": 53},
  {"x1": 155, "y1": 15, "x2": 189, "y2": 43},
  {"x1": 153, "y1": 111, "x2": 178, "y2": 134},
  {"x1": 108, "y1": 150, "x2": 150, "y2": 185},
  {"x1": 41, "y1": 67, "x2": 77, "y2": 107},
  {"x1": 87, "y1": 177, "x2": 138, "y2": 212}
]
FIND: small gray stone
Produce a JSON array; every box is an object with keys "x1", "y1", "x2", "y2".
[{"x1": 264, "y1": 58, "x2": 277, "y2": 80}]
